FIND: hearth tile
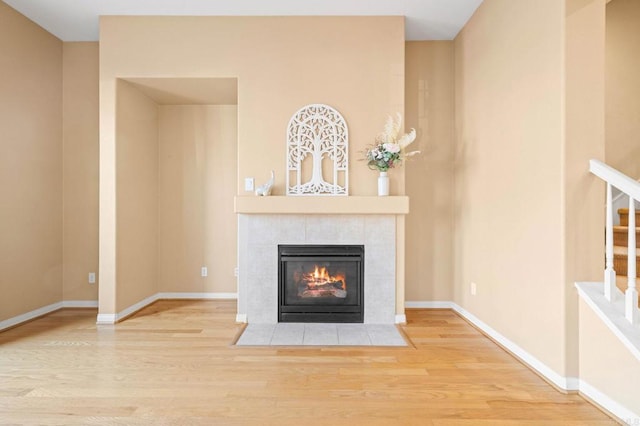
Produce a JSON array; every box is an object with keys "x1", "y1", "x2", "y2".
[
  {"x1": 366, "y1": 325, "x2": 406, "y2": 346},
  {"x1": 303, "y1": 324, "x2": 338, "y2": 345},
  {"x1": 238, "y1": 215, "x2": 251, "y2": 254},
  {"x1": 337, "y1": 324, "x2": 372, "y2": 345},
  {"x1": 366, "y1": 245, "x2": 396, "y2": 277},
  {"x1": 305, "y1": 216, "x2": 341, "y2": 244},
  {"x1": 236, "y1": 324, "x2": 276, "y2": 346},
  {"x1": 332, "y1": 216, "x2": 365, "y2": 242},
  {"x1": 240, "y1": 214, "x2": 399, "y2": 329},
  {"x1": 247, "y1": 216, "x2": 277, "y2": 245},
  {"x1": 274, "y1": 216, "x2": 307, "y2": 243},
  {"x1": 364, "y1": 216, "x2": 395, "y2": 246},
  {"x1": 247, "y1": 279, "x2": 278, "y2": 324},
  {"x1": 235, "y1": 323, "x2": 406, "y2": 346},
  {"x1": 364, "y1": 276, "x2": 396, "y2": 324},
  {"x1": 270, "y1": 323, "x2": 305, "y2": 345},
  {"x1": 244, "y1": 247, "x2": 277, "y2": 279}
]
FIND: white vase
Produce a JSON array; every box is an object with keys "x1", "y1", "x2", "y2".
[{"x1": 378, "y1": 171, "x2": 389, "y2": 196}]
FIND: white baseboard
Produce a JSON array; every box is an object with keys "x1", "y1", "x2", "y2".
[
  {"x1": 395, "y1": 314, "x2": 407, "y2": 324},
  {"x1": 96, "y1": 313, "x2": 117, "y2": 324},
  {"x1": 2, "y1": 293, "x2": 236, "y2": 329},
  {"x1": 408, "y1": 299, "x2": 640, "y2": 419},
  {"x1": 449, "y1": 303, "x2": 578, "y2": 391},
  {"x1": 95, "y1": 292, "x2": 239, "y2": 324},
  {"x1": 406, "y1": 300, "x2": 577, "y2": 390},
  {"x1": 0, "y1": 302, "x2": 63, "y2": 332},
  {"x1": 62, "y1": 300, "x2": 99, "y2": 308},
  {"x1": 114, "y1": 293, "x2": 160, "y2": 323},
  {"x1": 406, "y1": 301, "x2": 454, "y2": 309},
  {"x1": 236, "y1": 314, "x2": 247, "y2": 323},
  {"x1": 579, "y1": 379, "x2": 640, "y2": 422},
  {"x1": 1, "y1": 300, "x2": 100, "y2": 331},
  {"x1": 157, "y1": 292, "x2": 238, "y2": 300}
]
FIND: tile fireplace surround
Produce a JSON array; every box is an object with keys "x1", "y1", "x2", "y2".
[{"x1": 235, "y1": 196, "x2": 409, "y2": 325}]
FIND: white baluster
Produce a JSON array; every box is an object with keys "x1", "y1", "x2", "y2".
[
  {"x1": 625, "y1": 198, "x2": 638, "y2": 324},
  {"x1": 604, "y1": 183, "x2": 616, "y2": 301}
]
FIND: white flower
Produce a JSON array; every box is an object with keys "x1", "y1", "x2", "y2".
[
  {"x1": 383, "y1": 143, "x2": 401, "y2": 154},
  {"x1": 397, "y1": 129, "x2": 416, "y2": 148},
  {"x1": 383, "y1": 113, "x2": 402, "y2": 140},
  {"x1": 365, "y1": 113, "x2": 420, "y2": 172}
]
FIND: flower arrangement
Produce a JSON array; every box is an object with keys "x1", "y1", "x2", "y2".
[{"x1": 365, "y1": 113, "x2": 419, "y2": 172}]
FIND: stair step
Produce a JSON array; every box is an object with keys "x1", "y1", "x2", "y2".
[
  {"x1": 613, "y1": 253, "x2": 640, "y2": 277},
  {"x1": 613, "y1": 246, "x2": 640, "y2": 255},
  {"x1": 618, "y1": 208, "x2": 640, "y2": 226},
  {"x1": 613, "y1": 226, "x2": 640, "y2": 248}
]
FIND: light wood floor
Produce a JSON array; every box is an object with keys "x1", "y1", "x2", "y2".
[{"x1": 0, "y1": 300, "x2": 616, "y2": 425}]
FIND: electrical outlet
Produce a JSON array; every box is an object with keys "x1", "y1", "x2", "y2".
[
  {"x1": 234, "y1": 267, "x2": 239, "y2": 277},
  {"x1": 244, "y1": 177, "x2": 254, "y2": 192},
  {"x1": 88, "y1": 272, "x2": 96, "y2": 284},
  {"x1": 201, "y1": 267, "x2": 208, "y2": 277},
  {"x1": 470, "y1": 282, "x2": 477, "y2": 296}
]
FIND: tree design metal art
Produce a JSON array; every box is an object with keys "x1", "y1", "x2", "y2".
[{"x1": 286, "y1": 104, "x2": 348, "y2": 196}]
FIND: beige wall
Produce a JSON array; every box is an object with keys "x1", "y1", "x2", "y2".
[
  {"x1": 578, "y1": 298, "x2": 640, "y2": 416},
  {"x1": 99, "y1": 16, "x2": 405, "y2": 315},
  {"x1": 62, "y1": 42, "x2": 99, "y2": 301},
  {"x1": 564, "y1": 0, "x2": 606, "y2": 378},
  {"x1": 101, "y1": 16, "x2": 404, "y2": 197},
  {"x1": 158, "y1": 105, "x2": 238, "y2": 293},
  {"x1": 405, "y1": 41, "x2": 454, "y2": 302},
  {"x1": 453, "y1": 0, "x2": 567, "y2": 375},
  {"x1": 605, "y1": 0, "x2": 640, "y2": 178},
  {"x1": 0, "y1": 2, "x2": 63, "y2": 321},
  {"x1": 453, "y1": 0, "x2": 606, "y2": 380},
  {"x1": 115, "y1": 80, "x2": 159, "y2": 311}
]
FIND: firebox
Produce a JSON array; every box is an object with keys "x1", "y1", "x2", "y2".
[{"x1": 278, "y1": 245, "x2": 364, "y2": 323}]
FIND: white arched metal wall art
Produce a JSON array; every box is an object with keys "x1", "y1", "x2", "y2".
[{"x1": 286, "y1": 104, "x2": 348, "y2": 196}]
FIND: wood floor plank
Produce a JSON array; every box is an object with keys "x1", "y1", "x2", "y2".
[{"x1": 0, "y1": 300, "x2": 616, "y2": 424}]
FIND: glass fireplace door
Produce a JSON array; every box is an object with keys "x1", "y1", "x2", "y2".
[{"x1": 278, "y1": 245, "x2": 363, "y2": 323}]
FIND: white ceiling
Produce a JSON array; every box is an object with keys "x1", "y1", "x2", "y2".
[{"x1": 3, "y1": 0, "x2": 482, "y2": 42}]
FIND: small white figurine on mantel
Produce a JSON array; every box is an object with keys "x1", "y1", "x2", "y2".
[{"x1": 255, "y1": 170, "x2": 275, "y2": 196}]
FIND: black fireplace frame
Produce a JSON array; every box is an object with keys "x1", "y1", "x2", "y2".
[{"x1": 278, "y1": 245, "x2": 364, "y2": 323}]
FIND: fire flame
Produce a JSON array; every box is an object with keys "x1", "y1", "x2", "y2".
[
  {"x1": 303, "y1": 265, "x2": 346, "y2": 290},
  {"x1": 313, "y1": 265, "x2": 327, "y2": 280}
]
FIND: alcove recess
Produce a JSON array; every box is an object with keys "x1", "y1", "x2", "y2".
[{"x1": 114, "y1": 77, "x2": 238, "y2": 305}]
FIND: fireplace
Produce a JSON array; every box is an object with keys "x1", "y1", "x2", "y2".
[
  {"x1": 237, "y1": 213, "x2": 398, "y2": 324},
  {"x1": 278, "y1": 245, "x2": 364, "y2": 323}
]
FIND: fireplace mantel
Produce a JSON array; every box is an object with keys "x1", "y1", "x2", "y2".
[
  {"x1": 235, "y1": 196, "x2": 409, "y2": 324},
  {"x1": 234, "y1": 196, "x2": 409, "y2": 215}
]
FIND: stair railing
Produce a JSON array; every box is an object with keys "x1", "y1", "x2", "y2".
[
  {"x1": 590, "y1": 159, "x2": 640, "y2": 324},
  {"x1": 610, "y1": 179, "x2": 640, "y2": 225}
]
